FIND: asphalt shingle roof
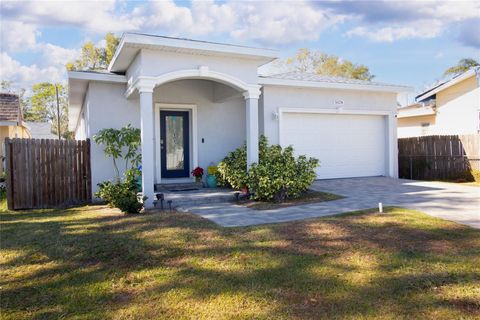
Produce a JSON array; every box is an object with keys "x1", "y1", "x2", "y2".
[
  {"x1": 260, "y1": 71, "x2": 404, "y2": 88},
  {"x1": 0, "y1": 93, "x2": 21, "y2": 122}
]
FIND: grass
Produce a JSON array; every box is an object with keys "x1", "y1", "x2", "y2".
[
  {"x1": 239, "y1": 190, "x2": 343, "y2": 210},
  {"x1": 1, "y1": 201, "x2": 479, "y2": 319}
]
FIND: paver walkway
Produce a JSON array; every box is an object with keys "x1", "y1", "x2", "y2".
[{"x1": 184, "y1": 177, "x2": 480, "y2": 228}]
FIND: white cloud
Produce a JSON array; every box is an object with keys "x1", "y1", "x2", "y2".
[
  {"x1": 346, "y1": 20, "x2": 443, "y2": 42},
  {"x1": 341, "y1": 0, "x2": 480, "y2": 44},
  {"x1": 38, "y1": 43, "x2": 79, "y2": 68},
  {"x1": 0, "y1": 43, "x2": 80, "y2": 91},
  {"x1": 230, "y1": 1, "x2": 345, "y2": 45},
  {"x1": 0, "y1": 20, "x2": 39, "y2": 52},
  {"x1": 1, "y1": 0, "x2": 141, "y2": 34},
  {"x1": 1, "y1": 0, "x2": 347, "y2": 47},
  {"x1": 0, "y1": 51, "x2": 69, "y2": 91}
]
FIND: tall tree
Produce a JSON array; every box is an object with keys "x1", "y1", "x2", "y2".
[
  {"x1": 282, "y1": 48, "x2": 374, "y2": 81},
  {"x1": 443, "y1": 58, "x2": 479, "y2": 77},
  {"x1": 30, "y1": 83, "x2": 71, "y2": 139},
  {"x1": 66, "y1": 32, "x2": 120, "y2": 71}
]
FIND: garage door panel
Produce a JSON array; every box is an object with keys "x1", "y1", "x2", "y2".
[{"x1": 281, "y1": 112, "x2": 386, "y2": 179}]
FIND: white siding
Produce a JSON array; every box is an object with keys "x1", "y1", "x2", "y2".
[{"x1": 84, "y1": 82, "x2": 140, "y2": 195}]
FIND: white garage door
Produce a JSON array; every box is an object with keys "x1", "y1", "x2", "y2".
[{"x1": 281, "y1": 112, "x2": 386, "y2": 179}]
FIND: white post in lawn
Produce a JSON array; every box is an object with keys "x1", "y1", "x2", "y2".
[
  {"x1": 244, "y1": 90, "x2": 260, "y2": 168},
  {"x1": 139, "y1": 88, "x2": 155, "y2": 208}
]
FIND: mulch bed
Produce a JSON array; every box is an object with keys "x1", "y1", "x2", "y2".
[{"x1": 235, "y1": 189, "x2": 343, "y2": 210}]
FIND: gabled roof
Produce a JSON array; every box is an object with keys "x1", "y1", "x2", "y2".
[
  {"x1": 416, "y1": 67, "x2": 479, "y2": 102},
  {"x1": 0, "y1": 93, "x2": 22, "y2": 122},
  {"x1": 108, "y1": 33, "x2": 278, "y2": 73},
  {"x1": 259, "y1": 72, "x2": 412, "y2": 93}
]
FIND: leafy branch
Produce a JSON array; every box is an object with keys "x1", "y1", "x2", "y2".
[{"x1": 93, "y1": 124, "x2": 141, "y2": 182}]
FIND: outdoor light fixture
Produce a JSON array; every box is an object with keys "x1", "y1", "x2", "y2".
[{"x1": 156, "y1": 193, "x2": 164, "y2": 210}]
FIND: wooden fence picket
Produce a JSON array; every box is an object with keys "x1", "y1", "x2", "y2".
[
  {"x1": 5, "y1": 138, "x2": 92, "y2": 210},
  {"x1": 398, "y1": 134, "x2": 480, "y2": 181}
]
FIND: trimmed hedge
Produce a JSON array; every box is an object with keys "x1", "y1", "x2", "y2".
[{"x1": 217, "y1": 136, "x2": 319, "y2": 202}]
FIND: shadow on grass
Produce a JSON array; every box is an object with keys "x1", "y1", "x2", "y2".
[{"x1": 1, "y1": 205, "x2": 479, "y2": 319}]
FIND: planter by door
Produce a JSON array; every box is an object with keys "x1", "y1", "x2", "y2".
[{"x1": 160, "y1": 111, "x2": 190, "y2": 178}]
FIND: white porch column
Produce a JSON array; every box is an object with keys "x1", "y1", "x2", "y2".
[
  {"x1": 243, "y1": 90, "x2": 261, "y2": 167},
  {"x1": 387, "y1": 112, "x2": 398, "y2": 178},
  {"x1": 139, "y1": 88, "x2": 155, "y2": 208}
]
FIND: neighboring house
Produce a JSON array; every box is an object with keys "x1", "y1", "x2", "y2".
[
  {"x1": 25, "y1": 122, "x2": 57, "y2": 139},
  {"x1": 68, "y1": 33, "x2": 410, "y2": 207},
  {"x1": 398, "y1": 67, "x2": 480, "y2": 138},
  {"x1": 0, "y1": 93, "x2": 31, "y2": 173}
]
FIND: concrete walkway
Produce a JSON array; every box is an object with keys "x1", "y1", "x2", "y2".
[{"x1": 184, "y1": 177, "x2": 480, "y2": 228}]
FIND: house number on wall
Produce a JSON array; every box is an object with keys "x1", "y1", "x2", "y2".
[{"x1": 334, "y1": 99, "x2": 344, "y2": 105}]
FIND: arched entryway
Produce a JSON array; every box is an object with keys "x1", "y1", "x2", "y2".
[{"x1": 130, "y1": 68, "x2": 261, "y2": 207}]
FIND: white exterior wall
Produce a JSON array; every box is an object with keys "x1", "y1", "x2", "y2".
[
  {"x1": 84, "y1": 82, "x2": 140, "y2": 194},
  {"x1": 74, "y1": 87, "x2": 90, "y2": 140},
  {"x1": 135, "y1": 49, "x2": 260, "y2": 84},
  {"x1": 74, "y1": 109, "x2": 86, "y2": 140},
  {"x1": 398, "y1": 76, "x2": 480, "y2": 137},
  {"x1": 397, "y1": 114, "x2": 436, "y2": 138},
  {"x1": 262, "y1": 85, "x2": 397, "y2": 144},
  {"x1": 434, "y1": 76, "x2": 480, "y2": 135},
  {"x1": 154, "y1": 79, "x2": 245, "y2": 174},
  {"x1": 262, "y1": 85, "x2": 399, "y2": 178},
  {"x1": 126, "y1": 52, "x2": 143, "y2": 87}
]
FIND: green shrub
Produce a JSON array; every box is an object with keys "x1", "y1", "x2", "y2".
[
  {"x1": 217, "y1": 136, "x2": 269, "y2": 189},
  {"x1": 248, "y1": 144, "x2": 318, "y2": 202},
  {"x1": 95, "y1": 169, "x2": 145, "y2": 214},
  {"x1": 218, "y1": 136, "x2": 319, "y2": 202}
]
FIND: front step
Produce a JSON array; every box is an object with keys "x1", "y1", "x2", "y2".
[
  {"x1": 153, "y1": 188, "x2": 237, "y2": 210},
  {"x1": 155, "y1": 182, "x2": 202, "y2": 192}
]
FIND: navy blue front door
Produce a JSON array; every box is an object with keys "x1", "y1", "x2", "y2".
[{"x1": 160, "y1": 111, "x2": 190, "y2": 178}]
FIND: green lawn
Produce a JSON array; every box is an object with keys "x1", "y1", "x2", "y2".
[{"x1": 1, "y1": 201, "x2": 479, "y2": 319}]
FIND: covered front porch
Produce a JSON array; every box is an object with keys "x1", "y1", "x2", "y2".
[{"x1": 131, "y1": 70, "x2": 262, "y2": 208}]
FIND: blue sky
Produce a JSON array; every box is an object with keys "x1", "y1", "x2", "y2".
[{"x1": 1, "y1": 0, "x2": 479, "y2": 102}]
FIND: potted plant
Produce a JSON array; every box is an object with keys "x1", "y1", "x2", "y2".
[
  {"x1": 191, "y1": 166, "x2": 204, "y2": 183},
  {"x1": 206, "y1": 166, "x2": 218, "y2": 188}
]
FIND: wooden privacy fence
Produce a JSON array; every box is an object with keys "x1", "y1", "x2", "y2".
[
  {"x1": 5, "y1": 138, "x2": 91, "y2": 210},
  {"x1": 398, "y1": 134, "x2": 480, "y2": 181}
]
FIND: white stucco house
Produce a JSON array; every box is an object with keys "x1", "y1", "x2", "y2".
[
  {"x1": 69, "y1": 33, "x2": 411, "y2": 207},
  {"x1": 398, "y1": 67, "x2": 480, "y2": 138}
]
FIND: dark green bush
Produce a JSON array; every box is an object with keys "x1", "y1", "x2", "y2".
[
  {"x1": 217, "y1": 136, "x2": 268, "y2": 189},
  {"x1": 95, "y1": 169, "x2": 145, "y2": 214},
  {"x1": 248, "y1": 144, "x2": 318, "y2": 202},
  {"x1": 218, "y1": 136, "x2": 319, "y2": 202}
]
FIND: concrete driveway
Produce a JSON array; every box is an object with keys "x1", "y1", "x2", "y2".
[
  {"x1": 310, "y1": 177, "x2": 480, "y2": 229},
  {"x1": 186, "y1": 177, "x2": 480, "y2": 228}
]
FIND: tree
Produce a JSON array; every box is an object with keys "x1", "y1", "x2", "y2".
[
  {"x1": 282, "y1": 48, "x2": 374, "y2": 80},
  {"x1": 93, "y1": 125, "x2": 141, "y2": 181},
  {"x1": 66, "y1": 32, "x2": 120, "y2": 71},
  {"x1": 29, "y1": 83, "x2": 71, "y2": 139},
  {"x1": 443, "y1": 58, "x2": 479, "y2": 77}
]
